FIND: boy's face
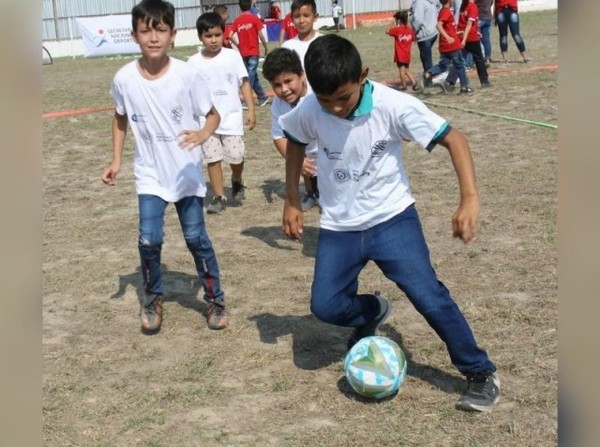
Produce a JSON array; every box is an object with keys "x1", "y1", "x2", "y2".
[
  {"x1": 131, "y1": 19, "x2": 176, "y2": 60},
  {"x1": 199, "y1": 26, "x2": 224, "y2": 56},
  {"x1": 314, "y1": 68, "x2": 368, "y2": 118},
  {"x1": 292, "y1": 5, "x2": 318, "y2": 36},
  {"x1": 269, "y1": 71, "x2": 307, "y2": 105}
]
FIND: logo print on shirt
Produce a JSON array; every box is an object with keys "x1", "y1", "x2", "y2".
[
  {"x1": 131, "y1": 113, "x2": 146, "y2": 123},
  {"x1": 226, "y1": 73, "x2": 235, "y2": 84},
  {"x1": 333, "y1": 169, "x2": 351, "y2": 183},
  {"x1": 324, "y1": 147, "x2": 342, "y2": 160},
  {"x1": 371, "y1": 140, "x2": 388, "y2": 157},
  {"x1": 171, "y1": 106, "x2": 183, "y2": 124}
]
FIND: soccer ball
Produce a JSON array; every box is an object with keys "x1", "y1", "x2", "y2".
[{"x1": 344, "y1": 336, "x2": 407, "y2": 399}]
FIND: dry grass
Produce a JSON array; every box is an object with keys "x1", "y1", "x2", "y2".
[{"x1": 43, "y1": 9, "x2": 557, "y2": 446}]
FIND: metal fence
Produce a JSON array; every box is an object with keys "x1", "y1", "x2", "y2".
[{"x1": 42, "y1": 0, "x2": 406, "y2": 42}]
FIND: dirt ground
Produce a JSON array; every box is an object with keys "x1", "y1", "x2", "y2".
[{"x1": 43, "y1": 9, "x2": 557, "y2": 446}]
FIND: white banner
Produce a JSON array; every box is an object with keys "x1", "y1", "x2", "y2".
[{"x1": 76, "y1": 15, "x2": 140, "y2": 57}]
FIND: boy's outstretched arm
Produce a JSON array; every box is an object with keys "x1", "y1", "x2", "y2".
[
  {"x1": 439, "y1": 128, "x2": 480, "y2": 243},
  {"x1": 102, "y1": 112, "x2": 128, "y2": 186},
  {"x1": 179, "y1": 106, "x2": 221, "y2": 150},
  {"x1": 282, "y1": 140, "x2": 306, "y2": 240}
]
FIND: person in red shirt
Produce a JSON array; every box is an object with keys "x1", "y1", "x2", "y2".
[
  {"x1": 214, "y1": 5, "x2": 238, "y2": 49},
  {"x1": 232, "y1": 0, "x2": 271, "y2": 106},
  {"x1": 385, "y1": 10, "x2": 418, "y2": 91},
  {"x1": 269, "y1": 1, "x2": 282, "y2": 20},
  {"x1": 279, "y1": 11, "x2": 299, "y2": 45},
  {"x1": 420, "y1": 0, "x2": 473, "y2": 95},
  {"x1": 494, "y1": 0, "x2": 528, "y2": 63},
  {"x1": 444, "y1": 0, "x2": 491, "y2": 90}
]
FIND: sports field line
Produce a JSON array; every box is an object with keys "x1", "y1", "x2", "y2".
[{"x1": 43, "y1": 106, "x2": 114, "y2": 120}]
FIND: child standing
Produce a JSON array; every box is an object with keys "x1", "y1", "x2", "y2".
[
  {"x1": 332, "y1": 1, "x2": 343, "y2": 32},
  {"x1": 494, "y1": 0, "x2": 528, "y2": 63},
  {"x1": 278, "y1": 11, "x2": 299, "y2": 46},
  {"x1": 188, "y1": 12, "x2": 257, "y2": 214},
  {"x1": 101, "y1": 0, "x2": 229, "y2": 333},
  {"x1": 444, "y1": 0, "x2": 491, "y2": 90},
  {"x1": 279, "y1": 34, "x2": 500, "y2": 412},
  {"x1": 232, "y1": 0, "x2": 271, "y2": 107},
  {"x1": 385, "y1": 10, "x2": 418, "y2": 91},
  {"x1": 263, "y1": 48, "x2": 318, "y2": 212},
  {"x1": 420, "y1": 0, "x2": 473, "y2": 94},
  {"x1": 281, "y1": 0, "x2": 321, "y2": 210}
]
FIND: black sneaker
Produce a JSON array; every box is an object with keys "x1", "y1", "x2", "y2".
[
  {"x1": 347, "y1": 293, "x2": 392, "y2": 350},
  {"x1": 231, "y1": 179, "x2": 246, "y2": 202},
  {"x1": 481, "y1": 82, "x2": 493, "y2": 88},
  {"x1": 456, "y1": 373, "x2": 501, "y2": 412},
  {"x1": 207, "y1": 195, "x2": 227, "y2": 214}
]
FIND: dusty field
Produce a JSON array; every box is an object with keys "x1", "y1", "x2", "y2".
[{"x1": 43, "y1": 9, "x2": 557, "y2": 446}]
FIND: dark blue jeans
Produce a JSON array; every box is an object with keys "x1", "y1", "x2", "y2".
[
  {"x1": 496, "y1": 7, "x2": 526, "y2": 53},
  {"x1": 427, "y1": 50, "x2": 469, "y2": 88},
  {"x1": 446, "y1": 41, "x2": 489, "y2": 86},
  {"x1": 243, "y1": 55, "x2": 268, "y2": 103},
  {"x1": 478, "y1": 18, "x2": 492, "y2": 60},
  {"x1": 310, "y1": 205, "x2": 495, "y2": 376},
  {"x1": 138, "y1": 194, "x2": 225, "y2": 307},
  {"x1": 417, "y1": 35, "x2": 437, "y2": 86}
]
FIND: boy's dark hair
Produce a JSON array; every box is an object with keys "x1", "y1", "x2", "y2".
[
  {"x1": 196, "y1": 12, "x2": 225, "y2": 34},
  {"x1": 291, "y1": 0, "x2": 317, "y2": 13},
  {"x1": 393, "y1": 10, "x2": 409, "y2": 25},
  {"x1": 439, "y1": 0, "x2": 450, "y2": 5},
  {"x1": 239, "y1": 0, "x2": 252, "y2": 12},
  {"x1": 262, "y1": 48, "x2": 304, "y2": 82},
  {"x1": 304, "y1": 34, "x2": 362, "y2": 95},
  {"x1": 132, "y1": 0, "x2": 175, "y2": 32}
]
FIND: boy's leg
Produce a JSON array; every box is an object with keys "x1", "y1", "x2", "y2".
[
  {"x1": 175, "y1": 196, "x2": 228, "y2": 329},
  {"x1": 138, "y1": 194, "x2": 168, "y2": 333},
  {"x1": 468, "y1": 41, "x2": 490, "y2": 86},
  {"x1": 222, "y1": 135, "x2": 246, "y2": 202},
  {"x1": 245, "y1": 56, "x2": 269, "y2": 104},
  {"x1": 203, "y1": 134, "x2": 227, "y2": 214},
  {"x1": 368, "y1": 205, "x2": 496, "y2": 376},
  {"x1": 311, "y1": 228, "x2": 388, "y2": 335}
]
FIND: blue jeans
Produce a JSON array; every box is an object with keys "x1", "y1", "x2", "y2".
[
  {"x1": 138, "y1": 194, "x2": 225, "y2": 307},
  {"x1": 310, "y1": 205, "x2": 495, "y2": 376},
  {"x1": 417, "y1": 36, "x2": 437, "y2": 86},
  {"x1": 496, "y1": 7, "x2": 526, "y2": 53},
  {"x1": 446, "y1": 41, "x2": 489, "y2": 86},
  {"x1": 243, "y1": 55, "x2": 268, "y2": 103},
  {"x1": 427, "y1": 50, "x2": 469, "y2": 88},
  {"x1": 478, "y1": 18, "x2": 492, "y2": 60}
]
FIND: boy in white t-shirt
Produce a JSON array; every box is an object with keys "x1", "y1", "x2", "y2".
[
  {"x1": 101, "y1": 0, "x2": 229, "y2": 333},
  {"x1": 263, "y1": 47, "x2": 318, "y2": 212},
  {"x1": 189, "y1": 12, "x2": 257, "y2": 214},
  {"x1": 279, "y1": 34, "x2": 500, "y2": 413},
  {"x1": 281, "y1": 0, "x2": 322, "y2": 209}
]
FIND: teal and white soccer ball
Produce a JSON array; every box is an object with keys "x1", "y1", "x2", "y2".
[{"x1": 344, "y1": 336, "x2": 407, "y2": 399}]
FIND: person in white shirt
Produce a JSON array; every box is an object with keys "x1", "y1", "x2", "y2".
[
  {"x1": 332, "y1": 1, "x2": 343, "y2": 32},
  {"x1": 279, "y1": 34, "x2": 501, "y2": 413},
  {"x1": 189, "y1": 12, "x2": 257, "y2": 214}
]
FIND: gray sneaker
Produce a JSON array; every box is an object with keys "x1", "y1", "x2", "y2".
[
  {"x1": 456, "y1": 373, "x2": 501, "y2": 412},
  {"x1": 231, "y1": 179, "x2": 246, "y2": 202},
  {"x1": 347, "y1": 293, "x2": 392, "y2": 350},
  {"x1": 207, "y1": 195, "x2": 227, "y2": 214},
  {"x1": 300, "y1": 192, "x2": 317, "y2": 211}
]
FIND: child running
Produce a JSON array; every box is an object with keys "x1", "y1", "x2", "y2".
[
  {"x1": 279, "y1": 34, "x2": 500, "y2": 412},
  {"x1": 101, "y1": 0, "x2": 229, "y2": 333},
  {"x1": 385, "y1": 10, "x2": 418, "y2": 91},
  {"x1": 188, "y1": 12, "x2": 257, "y2": 214}
]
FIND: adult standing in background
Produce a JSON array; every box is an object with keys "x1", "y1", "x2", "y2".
[
  {"x1": 410, "y1": 0, "x2": 441, "y2": 87},
  {"x1": 477, "y1": 0, "x2": 493, "y2": 66},
  {"x1": 494, "y1": 0, "x2": 528, "y2": 63}
]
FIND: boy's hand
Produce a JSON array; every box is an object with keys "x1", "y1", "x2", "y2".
[
  {"x1": 301, "y1": 158, "x2": 316, "y2": 177},
  {"x1": 282, "y1": 199, "x2": 304, "y2": 241},
  {"x1": 245, "y1": 111, "x2": 256, "y2": 130},
  {"x1": 179, "y1": 129, "x2": 209, "y2": 150},
  {"x1": 452, "y1": 195, "x2": 480, "y2": 243},
  {"x1": 101, "y1": 161, "x2": 121, "y2": 186}
]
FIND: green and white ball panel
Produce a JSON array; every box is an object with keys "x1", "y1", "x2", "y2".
[{"x1": 344, "y1": 336, "x2": 407, "y2": 399}]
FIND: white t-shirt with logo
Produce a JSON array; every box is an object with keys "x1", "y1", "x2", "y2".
[
  {"x1": 110, "y1": 57, "x2": 214, "y2": 202},
  {"x1": 271, "y1": 96, "x2": 318, "y2": 160},
  {"x1": 279, "y1": 80, "x2": 447, "y2": 231},
  {"x1": 187, "y1": 48, "x2": 248, "y2": 136}
]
